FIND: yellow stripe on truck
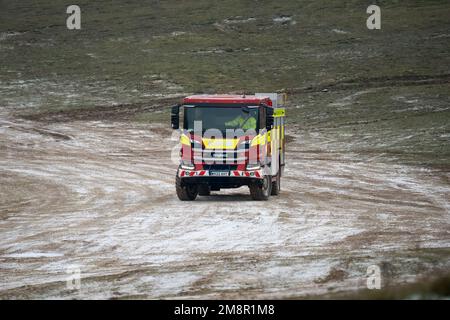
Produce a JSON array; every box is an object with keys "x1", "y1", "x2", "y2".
[
  {"x1": 274, "y1": 108, "x2": 285, "y2": 117},
  {"x1": 180, "y1": 134, "x2": 191, "y2": 146},
  {"x1": 251, "y1": 132, "x2": 268, "y2": 147},
  {"x1": 203, "y1": 138, "x2": 240, "y2": 149}
]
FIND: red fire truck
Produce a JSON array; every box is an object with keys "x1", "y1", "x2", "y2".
[{"x1": 171, "y1": 93, "x2": 286, "y2": 200}]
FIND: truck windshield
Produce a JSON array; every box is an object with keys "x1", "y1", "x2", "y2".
[{"x1": 184, "y1": 106, "x2": 259, "y2": 133}]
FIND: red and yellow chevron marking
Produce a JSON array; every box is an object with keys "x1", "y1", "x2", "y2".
[{"x1": 178, "y1": 169, "x2": 263, "y2": 178}]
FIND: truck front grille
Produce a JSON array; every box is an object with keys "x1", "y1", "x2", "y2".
[{"x1": 192, "y1": 148, "x2": 247, "y2": 164}]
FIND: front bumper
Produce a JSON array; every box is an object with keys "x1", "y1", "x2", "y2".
[
  {"x1": 178, "y1": 168, "x2": 263, "y2": 178},
  {"x1": 177, "y1": 168, "x2": 264, "y2": 188}
]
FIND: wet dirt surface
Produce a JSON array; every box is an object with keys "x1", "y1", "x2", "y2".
[{"x1": 0, "y1": 109, "x2": 449, "y2": 299}]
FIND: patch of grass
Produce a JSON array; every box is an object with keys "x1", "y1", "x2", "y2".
[
  {"x1": 307, "y1": 247, "x2": 450, "y2": 299},
  {"x1": 132, "y1": 109, "x2": 170, "y2": 124},
  {"x1": 1, "y1": 0, "x2": 449, "y2": 110},
  {"x1": 286, "y1": 83, "x2": 450, "y2": 167},
  {"x1": 347, "y1": 272, "x2": 450, "y2": 299},
  {"x1": 1, "y1": 0, "x2": 449, "y2": 167}
]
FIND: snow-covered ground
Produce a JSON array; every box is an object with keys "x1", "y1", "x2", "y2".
[{"x1": 0, "y1": 111, "x2": 449, "y2": 299}]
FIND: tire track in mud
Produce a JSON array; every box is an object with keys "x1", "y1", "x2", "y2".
[
  {"x1": 290, "y1": 74, "x2": 450, "y2": 93},
  {"x1": 0, "y1": 112, "x2": 449, "y2": 299}
]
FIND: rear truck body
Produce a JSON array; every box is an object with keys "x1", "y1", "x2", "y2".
[{"x1": 171, "y1": 93, "x2": 286, "y2": 200}]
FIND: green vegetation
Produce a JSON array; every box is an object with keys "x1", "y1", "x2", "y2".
[
  {"x1": 1, "y1": 0, "x2": 449, "y2": 102},
  {"x1": 288, "y1": 84, "x2": 450, "y2": 167},
  {"x1": 1, "y1": 0, "x2": 449, "y2": 166}
]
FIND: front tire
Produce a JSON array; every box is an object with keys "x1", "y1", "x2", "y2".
[
  {"x1": 249, "y1": 175, "x2": 271, "y2": 200},
  {"x1": 176, "y1": 176, "x2": 198, "y2": 201},
  {"x1": 271, "y1": 169, "x2": 281, "y2": 195}
]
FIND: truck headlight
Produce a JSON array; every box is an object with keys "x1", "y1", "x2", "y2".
[
  {"x1": 181, "y1": 161, "x2": 195, "y2": 170},
  {"x1": 246, "y1": 163, "x2": 261, "y2": 170}
]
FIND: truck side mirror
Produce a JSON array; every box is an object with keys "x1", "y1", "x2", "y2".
[
  {"x1": 171, "y1": 105, "x2": 180, "y2": 129},
  {"x1": 266, "y1": 107, "x2": 274, "y2": 130}
]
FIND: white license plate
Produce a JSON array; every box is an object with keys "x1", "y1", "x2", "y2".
[{"x1": 210, "y1": 171, "x2": 229, "y2": 177}]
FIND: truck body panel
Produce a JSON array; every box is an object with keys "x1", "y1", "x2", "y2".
[{"x1": 172, "y1": 93, "x2": 286, "y2": 200}]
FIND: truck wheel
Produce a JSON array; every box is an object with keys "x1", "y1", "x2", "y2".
[
  {"x1": 198, "y1": 185, "x2": 211, "y2": 196},
  {"x1": 249, "y1": 175, "x2": 271, "y2": 200},
  {"x1": 271, "y1": 169, "x2": 281, "y2": 195},
  {"x1": 176, "y1": 176, "x2": 198, "y2": 201}
]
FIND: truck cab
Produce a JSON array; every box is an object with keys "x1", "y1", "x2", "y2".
[{"x1": 171, "y1": 94, "x2": 286, "y2": 200}]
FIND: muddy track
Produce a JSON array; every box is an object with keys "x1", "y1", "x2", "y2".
[
  {"x1": 18, "y1": 74, "x2": 450, "y2": 125},
  {"x1": 289, "y1": 74, "x2": 450, "y2": 93},
  {"x1": 19, "y1": 96, "x2": 182, "y2": 123},
  {"x1": 0, "y1": 109, "x2": 449, "y2": 299}
]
